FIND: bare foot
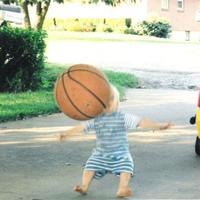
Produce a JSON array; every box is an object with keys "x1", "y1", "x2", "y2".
[
  {"x1": 116, "y1": 187, "x2": 133, "y2": 198},
  {"x1": 74, "y1": 185, "x2": 87, "y2": 195}
]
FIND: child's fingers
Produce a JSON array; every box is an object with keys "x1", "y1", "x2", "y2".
[
  {"x1": 160, "y1": 122, "x2": 173, "y2": 130},
  {"x1": 167, "y1": 122, "x2": 174, "y2": 128},
  {"x1": 58, "y1": 134, "x2": 66, "y2": 142},
  {"x1": 168, "y1": 122, "x2": 174, "y2": 127}
]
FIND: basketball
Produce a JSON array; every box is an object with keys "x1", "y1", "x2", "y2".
[{"x1": 54, "y1": 64, "x2": 111, "y2": 120}]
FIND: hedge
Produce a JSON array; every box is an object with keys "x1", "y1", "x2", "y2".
[{"x1": 0, "y1": 26, "x2": 47, "y2": 92}]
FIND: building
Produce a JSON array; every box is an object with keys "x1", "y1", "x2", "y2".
[
  {"x1": 47, "y1": 1, "x2": 200, "y2": 41},
  {"x1": 144, "y1": 0, "x2": 200, "y2": 41}
]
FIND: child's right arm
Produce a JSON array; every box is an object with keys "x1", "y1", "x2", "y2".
[
  {"x1": 124, "y1": 113, "x2": 172, "y2": 131},
  {"x1": 59, "y1": 124, "x2": 85, "y2": 141}
]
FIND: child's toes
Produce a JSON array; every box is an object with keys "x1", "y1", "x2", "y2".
[
  {"x1": 74, "y1": 185, "x2": 87, "y2": 195},
  {"x1": 117, "y1": 187, "x2": 133, "y2": 198}
]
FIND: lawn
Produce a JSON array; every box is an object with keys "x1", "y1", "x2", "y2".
[
  {"x1": 0, "y1": 91, "x2": 57, "y2": 122},
  {"x1": 47, "y1": 31, "x2": 200, "y2": 45},
  {"x1": 47, "y1": 31, "x2": 134, "y2": 43},
  {"x1": 0, "y1": 63, "x2": 138, "y2": 122}
]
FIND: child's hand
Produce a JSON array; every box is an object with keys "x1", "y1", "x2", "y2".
[
  {"x1": 57, "y1": 134, "x2": 66, "y2": 142},
  {"x1": 159, "y1": 122, "x2": 173, "y2": 130},
  {"x1": 58, "y1": 131, "x2": 77, "y2": 141},
  {"x1": 58, "y1": 125, "x2": 84, "y2": 142},
  {"x1": 58, "y1": 133, "x2": 67, "y2": 142}
]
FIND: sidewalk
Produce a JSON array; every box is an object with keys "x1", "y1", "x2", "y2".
[{"x1": 0, "y1": 89, "x2": 200, "y2": 200}]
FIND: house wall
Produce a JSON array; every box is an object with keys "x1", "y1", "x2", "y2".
[{"x1": 147, "y1": 0, "x2": 200, "y2": 31}]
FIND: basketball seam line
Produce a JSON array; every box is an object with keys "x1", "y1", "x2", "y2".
[
  {"x1": 61, "y1": 74, "x2": 94, "y2": 119},
  {"x1": 63, "y1": 69, "x2": 108, "y2": 83},
  {"x1": 68, "y1": 71, "x2": 107, "y2": 109}
]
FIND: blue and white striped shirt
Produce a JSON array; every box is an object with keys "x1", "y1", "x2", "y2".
[{"x1": 84, "y1": 111, "x2": 141, "y2": 157}]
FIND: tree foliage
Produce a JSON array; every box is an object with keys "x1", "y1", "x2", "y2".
[
  {"x1": 89, "y1": 0, "x2": 136, "y2": 6},
  {"x1": 0, "y1": 0, "x2": 136, "y2": 29},
  {"x1": 0, "y1": 0, "x2": 64, "y2": 29}
]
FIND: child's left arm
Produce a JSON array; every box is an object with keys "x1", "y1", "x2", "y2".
[
  {"x1": 138, "y1": 118, "x2": 172, "y2": 131},
  {"x1": 124, "y1": 113, "x2": 172, "y2": 131}
]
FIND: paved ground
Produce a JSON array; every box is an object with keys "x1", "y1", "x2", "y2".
[{"x1": 0, "y1": 89, "x2": 200, "y2": 200}]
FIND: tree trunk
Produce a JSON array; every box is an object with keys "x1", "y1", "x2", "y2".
[
  {"x1": 35, "y1": 0, "x2": 51, "y2": 30},
  {"x1": 20, "y1": 1, "x2": 31, "y2": 28}
]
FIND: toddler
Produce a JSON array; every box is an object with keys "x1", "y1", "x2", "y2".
[{"x1": 59, "y1": 85, "x2": 171, "y2": 198}]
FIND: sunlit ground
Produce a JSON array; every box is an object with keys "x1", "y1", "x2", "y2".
[{"x1": 0, "y1": 124, "x2": 196, "y2": 146}]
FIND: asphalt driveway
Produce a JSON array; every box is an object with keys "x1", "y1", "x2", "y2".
[{"x1": 0, "y1": 89, "x2": 200, "y2": 200}]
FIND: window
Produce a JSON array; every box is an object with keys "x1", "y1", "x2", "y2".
[
  {"x1": 161, "y1": 0, "x2": 169, "y2": 10},
  {"x1": 177, "y1": 0, "x2": 184, "y2": 11},
  {"x1": 185, "y1": 31, "x2": 190, "y2": 41}
]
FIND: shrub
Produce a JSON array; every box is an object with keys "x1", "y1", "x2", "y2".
[
  {"x1": 103, "y1": 26, "x2": 113, "y2": 33},
  {"x1": 140, "y1": 19, "x2": 171, "y2": 38},
  {"x1": 44, "y1": 18, "x2": 126, "y2": 33},
  {"x1": 124, "y1": 18, "x2": 171, "y2": 38},
  {"x1": 125, "y1": 18, "x2": 132, "y2": 28},
  {"x1": 66, "y1": 19, "x2": 96, "y2": 32},
  {"x1": 0, "y1": 26, "x2": 47, "y2": 92},
  {"x1": 124, "y1": 28, "x2": 137, "y2": 35}
]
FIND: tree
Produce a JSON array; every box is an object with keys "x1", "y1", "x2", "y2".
[
  {"x1": 0, "y1": 0, "x2": 136, "y2": 30},
  {"x1": 0, "y1": 0, "x2": 64, "y2": 30},
  {"x1": 90, "y1": 0, "x2": 136, "y2": 6}
]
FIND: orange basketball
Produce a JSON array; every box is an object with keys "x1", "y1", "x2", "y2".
[{"x1": 54, "y1": 64, "x2": 111, "y2": 120}]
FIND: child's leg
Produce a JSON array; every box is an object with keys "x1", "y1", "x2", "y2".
[
  {"x1": 74, "y1": 170, "x2": 95, "y2": 194},
  {"x1": 116, "y1": 172, "x2": 133, "y2": 198}
]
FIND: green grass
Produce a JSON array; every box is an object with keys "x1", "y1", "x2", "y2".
[
  {"x1": 104, "y1": 70, "x2": 138, "y2": 98},
  {"x1": 41, "y1": 63, "x2": 67, "y2": 90},
  {"x1": 0, "y1": 63, "x2": 138, "y2": 122},
  {"x1": 47, "y1": 31, "x2": 200, "y2": 45},
  {"x1": 41, "y1": 63, "x2": 138, "y2": 91},
  {"x1": 47, "y1": 31, "x2": 131, "y2": 43},
  {"x1": 0, "y1": 91, "x2": 58, "y2": 122}
]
